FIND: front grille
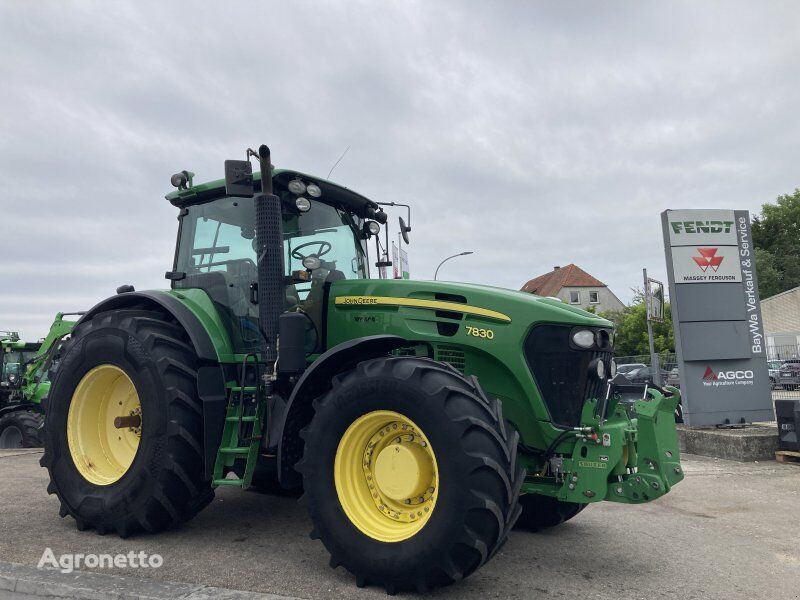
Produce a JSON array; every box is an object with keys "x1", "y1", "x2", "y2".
[{"x1": 524, "y1": 324, "x2": 612, "y2": 427}]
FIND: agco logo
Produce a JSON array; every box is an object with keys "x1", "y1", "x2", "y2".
[
  {"x1": 692, "y1": 248, "x2": 724, "y2": 272},
  {"x1": 702, "y1": 366, "x2": 754, "y2": 386}
]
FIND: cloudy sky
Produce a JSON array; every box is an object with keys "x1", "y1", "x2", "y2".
[{"x1": 1, "y1": 1, "x2": 798, "y2": 339}]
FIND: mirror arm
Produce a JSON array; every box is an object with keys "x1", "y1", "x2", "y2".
[{"x1": 377, "y1": 202, "x2": 411, "y2": 231}]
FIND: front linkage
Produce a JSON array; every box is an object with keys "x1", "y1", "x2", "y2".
[{"x1": 523, "y1": 386, "x2": 684, "y2": 504}]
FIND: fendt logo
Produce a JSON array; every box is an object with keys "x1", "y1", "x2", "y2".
[
  {"x1": 701, "y1": 365, "x2": 754, "y2": 387},
  {"x1": 692, "y1": 248, "x2": 724, "y2": 272},
  {"x1": 670, "y1": 220, "x2": 734, "y2": 235}
]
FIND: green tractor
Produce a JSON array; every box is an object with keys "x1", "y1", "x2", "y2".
[
  {"x1": 0, "y1": 314, "x2": 78, "y2": 448},
  {"x1": 41, "y1": 145, "x2": 683, "y2": 593}
]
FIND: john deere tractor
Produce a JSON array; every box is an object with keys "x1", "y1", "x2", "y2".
[
  {"x1": 42, "y1": 145, "x2": 683, "y2": 593},
  {"x1": 0, "y1": 314, "x2": 78, "y2": 448}
]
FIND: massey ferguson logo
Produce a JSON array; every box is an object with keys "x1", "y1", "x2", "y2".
[
  {"x1": 701, "y1": 365, "x2": 754, "y2": 387},
  {"x1": 692, "y1": 248, "x2": 724, "y2": 272}
]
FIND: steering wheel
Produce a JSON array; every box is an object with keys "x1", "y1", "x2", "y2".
[{"x1": 292, "y1": 240, "x2": 332, "y2": 261}]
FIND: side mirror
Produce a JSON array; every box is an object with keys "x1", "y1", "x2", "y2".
[
  {"x1": 224, "y1": 160, "x2": 254, "y2": 197},
  {"x1": 399, "y1": 216, "x2": 411, "y2": 244}
]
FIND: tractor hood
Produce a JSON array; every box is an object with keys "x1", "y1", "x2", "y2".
[{"x1": 327, "y1": 278, "x2": 612, "y2": 330}]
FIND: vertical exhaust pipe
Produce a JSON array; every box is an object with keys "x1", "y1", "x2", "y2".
[{"x1": 254, "y1": 144, "x2": 284, "y2": 367}]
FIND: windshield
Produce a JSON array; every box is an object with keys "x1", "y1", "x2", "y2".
[{"x1": 173, "y1": 195, "x2": 367, "y2": 353}]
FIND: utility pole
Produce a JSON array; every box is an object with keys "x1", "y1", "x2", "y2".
[{"x1": 643, "y1": 267, "x2": 662, "y2": 386}]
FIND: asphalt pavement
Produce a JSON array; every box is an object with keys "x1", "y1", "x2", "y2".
[{"x1": 0, "y1": 448, "x2": 798, "y2": 599}]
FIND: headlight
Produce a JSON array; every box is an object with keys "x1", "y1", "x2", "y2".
[
  {"x1": 295, "y1": 197, "x2": 311, "y2": 212},
  {"x1": 306, "y1": 183, "x2": 322, "y2": 198},
  {"x1": 288, "y1": 179, "x2": 307, "y2": 195},
  {"x1": 588, "y1": 358, "x2": 606, "y2": 380},
  {"x1": 572, "y1": 329, "x2": 595, "y2": 349},
  {"x1": 8, "y1": 374, "x2": 17, "y2": 382},
  {"x1": 302, "y1": 256, "x2": 321, "y2": 271},
  {"x1": 367, "y1": 221, "x2": 380, "y2": 236},
  {"x1": 610, "y1": 359, "x2": 617, "y2": 378}
]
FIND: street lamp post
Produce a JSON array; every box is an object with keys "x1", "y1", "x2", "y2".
[{"x1": 434, "y1": 251, "x2": 474, "y2": 280}]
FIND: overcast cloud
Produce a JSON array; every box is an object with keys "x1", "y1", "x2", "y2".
[{"x1": 1, "y1": 1, "x2": 798, "y2": 339}]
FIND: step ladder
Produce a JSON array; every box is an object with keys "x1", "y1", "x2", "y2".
[{"x1": 212, "y1": 353, "x2": 267, "y2": 488}]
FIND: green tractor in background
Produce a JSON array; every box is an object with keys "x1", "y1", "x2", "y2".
[
  {"x1": 41, "y1": 145, "x2": 683, "y2": 593},
  {"x1": 0, "y1": 314, "x2": 78, "y2": 448}
]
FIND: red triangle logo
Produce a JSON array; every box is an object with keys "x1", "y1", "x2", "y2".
[{"x1": 702, "y1": 366, "x2": 717, "y2": 381}]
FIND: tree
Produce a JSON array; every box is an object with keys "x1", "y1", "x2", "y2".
[
  {"x1": 751, "y1": 188, "x2": 800, "y2": 297},
  {"x1": 601, "y1": 291, "x2": 674, "y2": 356}
]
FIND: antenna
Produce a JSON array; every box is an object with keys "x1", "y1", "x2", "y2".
[{"x1": 327, "y1": 145, "x2": 350, "y2": 179}]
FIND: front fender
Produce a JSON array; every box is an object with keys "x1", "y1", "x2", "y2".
[{"x1": 276, "y1": 334, "x2": 408, "y2": 488}]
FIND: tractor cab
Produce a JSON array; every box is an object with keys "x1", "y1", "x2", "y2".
[{"x1": 167, "y1": 165, "x2": 384, "y2": 354}]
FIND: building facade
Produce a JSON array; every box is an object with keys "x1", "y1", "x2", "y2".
[
  {"x1": 520, "y1": 264, "x2": 625, "y2": 314},
  {"x1": 761, "y1": 286, "x2": 800, "y2": 357}
]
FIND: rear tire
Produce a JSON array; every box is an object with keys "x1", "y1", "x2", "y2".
[
  {"x1": 299, "y1": 357, "x2": 523, "y2": 593},
  {"x1": 0, "y1": 411, "x2": 42, "y2": 448},
  {"x1": 40, "y1": 309, "x2": 213, "y2": 536},
  {"x1": 514, "y1": 493, "x2": 586, "y2": 531}
]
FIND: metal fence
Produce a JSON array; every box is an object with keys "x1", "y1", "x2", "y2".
[
  {"x1": 768, "y1": 343, "x2": 800, "y2": 401},
  {"x1": 615, "y1": 345, "x2": 800, "y2": 401}
]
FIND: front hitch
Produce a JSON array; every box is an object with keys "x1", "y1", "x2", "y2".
[
  {"x1": 554, "y1": 387, "x2": 684, "y2": 504},
  {"x1": 608, "y1": 386, "x2": 684, "y2": 503}
]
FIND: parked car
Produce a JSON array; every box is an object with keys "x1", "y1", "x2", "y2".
[
  {"x1": 625, "y1": 365, "x2": 671, "y2": 386},
  {"x1": 617, "y1": 363, "x2": 647, "y2": 376},
  {"x1": 768, "y1": 360, "x2": 785, "y2": 389},
  {"x1": 778, "y1": 362, "x2": 800, "y2": 391}
]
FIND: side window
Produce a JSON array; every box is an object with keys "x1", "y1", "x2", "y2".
[
  {"x1": 589, "y1": 291, "x2": 599, "y2": 304},
  {"x1": 191, "y1": 219, "x2": 256, "y2": 274},
  {"x1": 569, "y1": 291, "x2": 580, "y2": 304}
]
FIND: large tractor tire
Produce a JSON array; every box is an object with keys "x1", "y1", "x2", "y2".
[
  {"x1": 298, "y1": 357, "x2": 523, "y2": 594},
  {"x1": 0, "y1": 411, "x2": 42, "y2": 448},
  {"x1": 40, "y1": 309, "x2": 213, "y2": 537},
  {"x1": 514, "y1": 493, "x2": 586, "y2": 531}
]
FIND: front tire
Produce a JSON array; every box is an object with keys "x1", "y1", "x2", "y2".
[
  {"x1": 0, "y1": 411, "x2": 42, "y2": 448},
  {"x1": 514, "y1": 493, "x2": 586, "y2": 531},
  {"x1": 299, "y1": 357, "x2": 523, "y2": 593},
  {"x1": 40, "y1": 310, "x2": 213, "y2": 536}
]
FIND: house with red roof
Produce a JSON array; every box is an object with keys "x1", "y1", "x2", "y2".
[{"x1": 520, "y1": 264, "x2": 625, "y2": 313}]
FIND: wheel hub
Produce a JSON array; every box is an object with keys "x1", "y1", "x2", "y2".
[{"x1": 374, "y1": 441, "x2": 432, "y2": 501}]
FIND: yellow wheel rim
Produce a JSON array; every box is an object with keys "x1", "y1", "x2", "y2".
[
  {"x1": 334, "y1": 410, "x2": 438, "y2": 542},
  {"x1": 67, "y1": 365, "x2": 141, "y2": 486}
]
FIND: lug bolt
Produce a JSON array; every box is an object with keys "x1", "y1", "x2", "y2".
[
  {"x1": 616, "y1": 487, "x2": 624, "y2": 494},
  {"x1": 651, "y1": 482, "x2": 660, "y2": 489},
  {"x1": 674, "y1": 467, "x2": 682, "y2": 474},
  {"x1": 568, "y1": 483, "x2": 575, "y2": 490},
  {"x1": 404, "y1": 499, "x2": 411, "y2": 505}
]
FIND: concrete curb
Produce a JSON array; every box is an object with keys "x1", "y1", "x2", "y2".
[{"x1": 0, "y1": 561, "x2": 301, "y2": 600}]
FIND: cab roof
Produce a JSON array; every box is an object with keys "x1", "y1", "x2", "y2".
[{"x1": 165, "y1": 168, "x2": 380, "y2": 219}]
